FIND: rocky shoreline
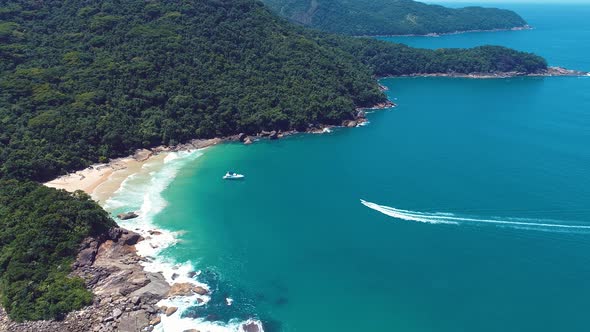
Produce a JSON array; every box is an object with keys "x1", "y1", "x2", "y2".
[
  {"x1": 221, "y1": 101, "x2": 397, "y2": 144},
  {"x1": 391, "y1": 66, "x2": 589, "y2": 79},
  {"x1": 0, "y1": 227, "x2": 260, "y2": 332},
  {"x1": 368, "y1": 25, "x2": 533, "y2": 38},
  {"x1": 362, "y1": 25, "x2": 532, "y2": 38},
  {"x1": 1, "y1": 228, "x2": 168, "y2": 332},
  {"x1": 6, "y1": 100, "x2": 397, "y2": 332}
]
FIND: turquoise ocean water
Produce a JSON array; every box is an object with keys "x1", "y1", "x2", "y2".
[{"x1": 108, "y1": 4, "x2": 590, "y2": 332}]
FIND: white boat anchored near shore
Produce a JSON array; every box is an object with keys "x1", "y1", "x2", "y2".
[{"x1": 223, "y1": 171, "x2": 245, "y2": 180}]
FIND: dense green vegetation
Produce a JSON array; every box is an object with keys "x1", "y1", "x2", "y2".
[
  {"x1": 262, "y1": 0, "x2": 528, "y2": 36},
  {"x1": 0, "y1": 0, "x2": 386, "y2": 182},
  {"x1": 0, "y1": 180, "x2": 115, "y2": 321},
  {"x1": 0, "y1": 0, "x2": 546, "y2": 322},
  {"x1": 321, "y1": 37, "x2": 548, "y2": 76},
  {"x1": 0, "y1": 0, "x2": 546, "y2": 183}
]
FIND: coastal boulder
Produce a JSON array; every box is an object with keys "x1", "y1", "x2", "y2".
[
  {"x1": 130, "y1": 272, "x2": 171, "y2": 303},
  {"x1": 118, "y1": 311, "x2": 150, "y2": 332},
  {"x1": 238, "y1": 133, "x2": 247, "y2": 142},
  {"x1": 121, "y1": 231, "x2": 142, "y2": 246},
  {"x1": 193, "y1": 286, "x2": 209, "y2": 295},
  {"x1": 356, "y1": 110, "x2": 366, "y2": 119},
  {"x1": 244, "y1": 137, "x2": 253, "y2": 145},
  {"x1": 259, "y1": 130, "x2": 272, "y2": 137},
  {"x1": 165, "y1": 306, "x2": 178, "y2": 316},
  {"x1": 149, "y1": 316, "x2": 161, "y2": 326},
  {"x1": 167, "y1": 283, "x2": 194, "y2": 297},
  {"x1": 117, "y1": 212, "x2": 139, "y2": 220},
  {"x1": 242, "y1": 321, "x2": 262, "y2": 332},
  {"x1": 343, "y1": 120, "x2": 357, "y2": 128},
  {"x1": 269, "y1": 130, "x2": 278, "y2": 140}
]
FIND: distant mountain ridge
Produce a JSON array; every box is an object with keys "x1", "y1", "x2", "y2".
[{"x1": 261, "y1": 0, "x2": 528, "y2": 35}]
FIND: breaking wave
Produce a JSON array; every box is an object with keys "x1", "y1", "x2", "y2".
[
  {"x1": 361, "y1": 199, "x2": 590, "y2": 233},
  {"x1": 104, "y1": 150, "x2": 264, "y2": 332}
]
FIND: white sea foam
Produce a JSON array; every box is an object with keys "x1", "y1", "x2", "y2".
[
  {"x1": 361, "y1": 200, "x2": 458, "y2": 225},
  {"x1": 104, "y1": 150, "x2": 264, "y2": 332},
  {"x1": 361, "y1": 199, "x2": 590, "y2": 232}
]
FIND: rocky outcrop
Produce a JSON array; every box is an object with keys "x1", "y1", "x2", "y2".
[
  {"x1": 269, "y1": 130, "x2": 278, "y2": 140},
  {"x1": 0, "y1": 227, "x2": 168, "y2": 332},
  {"x1": 394, "y1": 66, "x2": 588, "y2": 79},
  {"x1": 164, "y1": 307, "x2": 178, "y2": 316},
  {"x1": 133, "y1": 149, "x2": 153, "y2": 162},
  {"x1": 541, "y1": 66, "x2": 588, "y2": 77},
  {"x1": 167, "y1": 283, "x2": 194, "y2": 297},
  {"x1": 343, "y1": 120, "x2": 357, "y2": 128},
  {"x1": 244, "y1": 137, "x2": 253, "y2": 145},
  {"x1": 117, "y1": 212, "x2": 138, "y2": 220},
  {"x1": 242, "y1": 321, "x2": 262, "y2": 332},
  {"x1": 167, "y1": 283, "x2": 209, "y2": 297},
  {"x1": 357, "y1": 100, "x2": 396, "y2": 110},
  {"x1": 193, "y1": 286, "x2": 209, "y2": 295}
]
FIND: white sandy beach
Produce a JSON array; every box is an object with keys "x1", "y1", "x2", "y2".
[
  {"x1": 44, "y1": 158, "x2": 128, "y2": 193},
  {"x1": 44, "y1": 149, "x2": 155, "y2": 204}
]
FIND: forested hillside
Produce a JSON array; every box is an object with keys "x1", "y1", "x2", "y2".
[
  {"x1": 262, "y1": 0, "x2": 528, "y2": 36},
  {"x1": 323, "y1": 37, "x2": 547, "y2": 76},
  {"x1": 0, "y1": 180, "x2": 115, "y2": 321},
  {"x1": 0, "y1": 0, "x2": 546, "y2": 182},
  {"x1": 0, "y1": 0, "x2": 549, "y2": 323},
  {"x1": 0, "y1": 0, "x2": 386, "y2": 181}
]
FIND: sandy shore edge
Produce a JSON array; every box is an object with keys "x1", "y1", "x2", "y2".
[{"x1": 44, "y1": 138, "x2": 223, "y2": 203}]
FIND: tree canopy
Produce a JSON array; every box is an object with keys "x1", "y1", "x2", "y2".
[
  {"x1": 0, "y1": 180, "x2": 115, "y2": 321},
  {"x1": 261, "y1": 0, "x2": 528, "y2": 36},
  {"x1": 0, "y1": 0, "x2": 547, "y2": 183}
]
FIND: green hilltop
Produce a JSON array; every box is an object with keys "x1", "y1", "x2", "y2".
[
  {"x1": 261, "y1": 0, "x2": 528, "y2": 36},
  {"x1": 0, "y1": 0, "x2": 545, "y2": 182}
]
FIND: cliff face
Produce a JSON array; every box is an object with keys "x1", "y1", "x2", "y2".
[{"x1": 0, "y1": 227, "x2": 170, "y2": 332}]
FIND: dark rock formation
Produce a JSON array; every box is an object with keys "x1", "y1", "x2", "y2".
[
  {"x1": 193, "y1": 286, "x2": 209, "y2": 295},
  {"x1": 117, "y1": 212, "x2": 138, "y2": 220},
  {"x1": 243, "y1": 321, "x2": 262, "y2": 332},
  {"x1": 343, "y1": 120, "x2": 357, "y2": 128}
]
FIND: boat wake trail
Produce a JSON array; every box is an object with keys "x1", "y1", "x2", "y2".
[{"x1": 360, "y1": 199, "x2": 590, "y2": 232}]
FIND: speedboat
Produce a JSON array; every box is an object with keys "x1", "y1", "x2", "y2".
[{"x1": 223, "y1": 171, "x2": 245, "y2": 180}]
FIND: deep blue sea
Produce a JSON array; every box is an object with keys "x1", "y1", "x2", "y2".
[{"x1": 108, "y1": 4, "x2": 590, "y2": 331}]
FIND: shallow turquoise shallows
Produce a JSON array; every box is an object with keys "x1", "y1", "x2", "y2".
[{"x1": 112, "y1": 4, "x2": 590, "y2": 332}]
